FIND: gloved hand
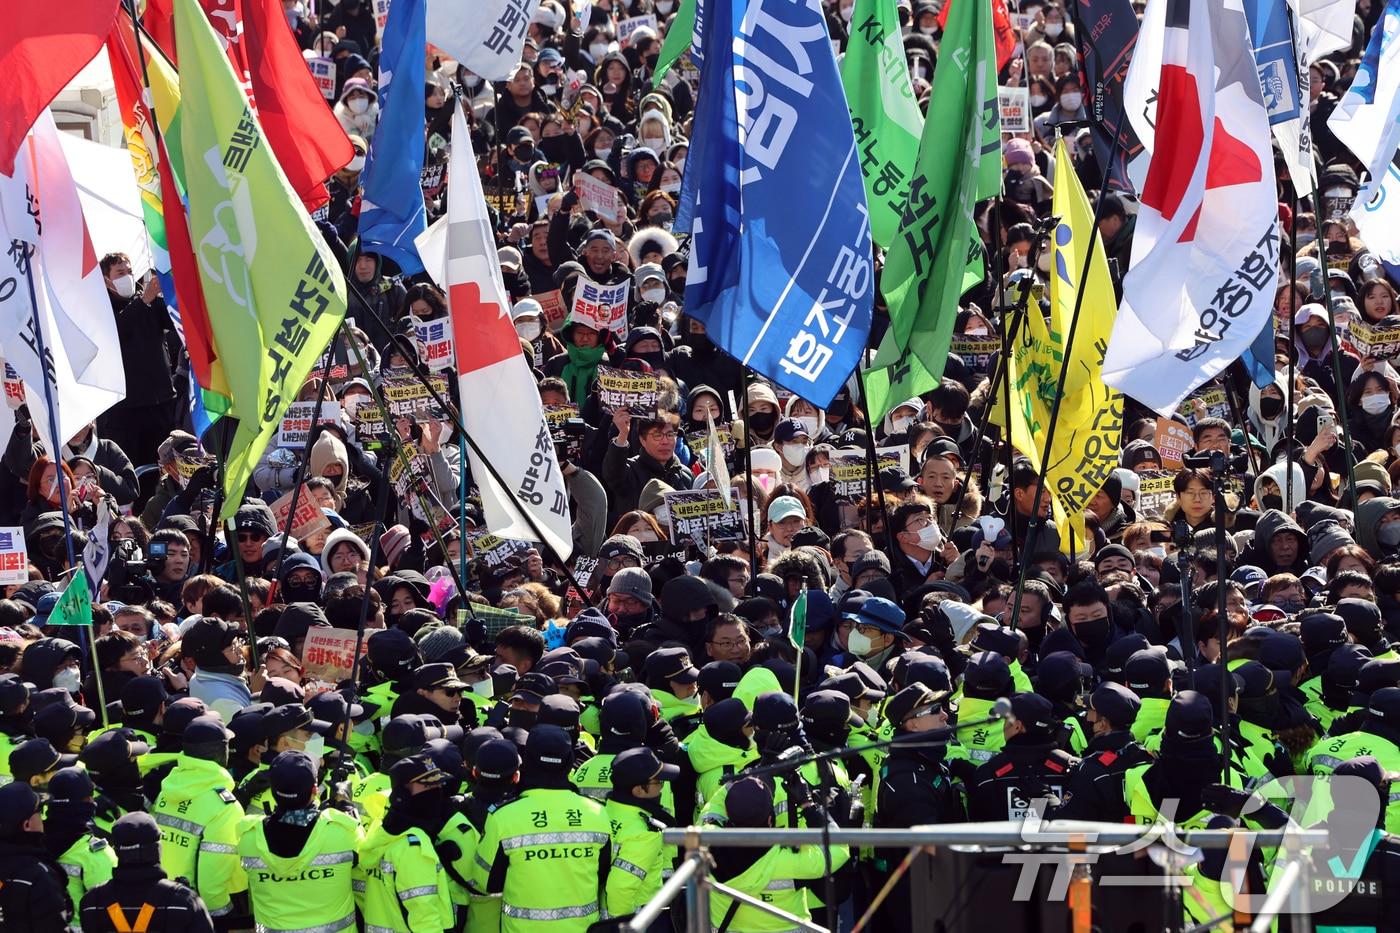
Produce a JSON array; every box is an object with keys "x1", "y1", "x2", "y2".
[{"x1": 1200, "y1": 783, "x2": 1289, "y2": 827}]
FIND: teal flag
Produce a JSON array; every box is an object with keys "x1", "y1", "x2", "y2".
[
  {"x1": 47, "y1": 573, "x2": 92, "y2": 627},
  {"x1": 652, "y1": 0, "x2": 697, "y2": 87},
  {"x1": 789, "y1": 588, "x2": 807, "y2": 650},
  {"x1": 865, "y1": 0, "x2": 1000, "y2": 420},
  {"x1": 840, "y1": 0, "x2": 924, "y2": 250}
]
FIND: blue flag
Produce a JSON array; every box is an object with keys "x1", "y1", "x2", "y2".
[
  {"x1": 1245, "y1": 0, "x2": 1303, "y2": 126},
  {"x1": 676, "y1": 0, "x2": 872, "y2": 409},
  {"x1": 358, "y1": 0, "x2": 427, "y2": 274}
]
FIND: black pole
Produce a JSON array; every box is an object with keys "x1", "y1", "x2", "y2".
[
  {"x1": 856, "y1": 375, "x2": 898, "y2": 559},
  {"x1": 740, "y1": 368, "x2": 758, "y2": 579},
  {"x1": 1212, "y1": 457, "x2": 1230, "y2": 786},
  {"x1": 272, "y1": 343, "x2": 339, "y2": 571},
  {"x1": 1286, "y1": 193, "x2": 1299, "y2": 512}
]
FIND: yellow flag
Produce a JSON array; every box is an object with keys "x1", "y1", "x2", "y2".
[{"x1": 996, "y1": 139, "x2": 1124, "y2": 555}]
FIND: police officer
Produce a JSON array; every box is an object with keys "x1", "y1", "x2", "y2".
[
  {"x1": 438, "y1": 735, "x2": 521, "y2": 933},
  {"x1": 79, "y1": 812, "x2": 214, "y2": 933},
  {"x1": 0, "y1": 673, "x2": 34, "y2": 784},
  {"x1": 572, "y1": 690, "x2": 656, "y2": 803},
  {"x1": 687, "y1": 698, "x2": 757, "y2": 817},
  {"x1": 1306, "y1": 685, "x2": 1400, "y2": 833},
  {"x1": 45, "y1": 767, "x2": 116, "y2": 927},
  {"x1": 1033, "y1": 651, "x2": 1094, "y2": 755},
  {"x1": 538, "y1": 693, "x2": 594, "y2": 763},
  {"x1": 393, "y1": 662, "x2": 470, "y2": 726},
  {"x1": 1297, "y1": 612, "x2": 1350, "y2": 729},
  {"x1": 9, "y1": 736, "x2": 77, "y2": 791},
  {"x1": 1121, "y1": 692, "x2": 1225, "y2": 827},
  {"x1": 951, "y1": 651, "x2": 1014, "y2": 770},
  {"x1": 967, "y1": 692, "x2": 1078, "y2": 821},
  {"x1": 142, "y1": 697, "x2": 211, "y2": 802},
  {"x1": 0, "y1": 782, "x2": 71, "y2": 932},
  {"x1": 225, "y1": 702, "x2": 273, "y2": 784},
  {"x1": 239, "y1": 751, "x2": 361, "y2": 933},
  {"x1": 874, "y1": 684, "x2": 963, "y2": 933},
  {"x1": 119, "y1": 676, "x2": 168, "y2": 747},
  {"x1": 360, "y1": 628, "x2": 423, "y2": 721},
  {"x1": 798, "y1": 690, "x2": 864, "y2": 829},
  {"x1": 80, "y1": 729, "x2": 151, "y2": 832},
  {"x1": 640, "y1": 647, "x2": 703, "y2": 739},
  {"x1": 604, "y1": 746, "x2": 678, "y2": 921},
  {"x1": 237, "y1": 703, "x2": 333, "y2": 813},
  {"x1": 700, "y1": 692, "x2": 820, "y2": 829},
  {"x1": 1123, "y1": 647, "x2": 1174, "y2": 745},
  {"x1": 1053, "y1": 683, "x2": 1152, "y2": 822},
  {"x1": 356, "y1": 753, "x2": 455, "y2": 933},
  {"x1": 1305, "y1": 756, "x2": 1400, "y2": 931},
  {"x1": 469, "y1": 725, "x2": 612, "y2": 931},
  {"x1": 150, "y1": 716, "x2": 247, "y2": 924}
]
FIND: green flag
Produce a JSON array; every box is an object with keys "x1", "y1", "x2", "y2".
[
  {"x1": 865, "y1": 0, "x2": 1000, "y2": 420},
  {"x1": 174, "y1": 0, "x2": 348, "y2": 521},
  {"x1": 840, "y1": 0, "x2": 924, "y2": 250},
  {"x1": 789, "y1": 588, "x2": 807, "y2": 651},
  {"x1": 47, "y1": 573, "x2": 92, "y2": 627},
  {"x1": 652, "y1": 0, "x2": 696, "y2": 87}
]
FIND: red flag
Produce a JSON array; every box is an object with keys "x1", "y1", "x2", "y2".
[
  {"x1": 242, "y1": 0, "x2": 353, "y2": 211},
  {"x1": 0, "y1": 1, "x2": 122, "y2": 175},
  {"x1": 143, "y1": 0, "x2": 179, "y2": 59},
  {"x1": 937, "y1": 0, "x2": 1018, "y2": 69}
]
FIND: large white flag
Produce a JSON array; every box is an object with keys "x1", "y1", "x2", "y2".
[
  {"x1": 426, "y1": 0, "x2": 543, "y2": 81},
  {"x1": 1332, "y1": 0, "x2": 1400, "y2": 257},
  {"x1": 0, "y1": 112, "x2": 126, "y2": 456},
  {"x1": 1104, "y1": 0, "x2": 1279, "y2": 415},
  {"x1": 1291, "y1": 0, "x2": 1356, "y2": 61},
  {"x1": 419, "y1": 105, "x2": 573, "y2": 559}
]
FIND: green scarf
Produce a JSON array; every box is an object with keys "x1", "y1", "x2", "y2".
[{"x1": 561, "y1": 342, "x2": 606, "y2": 403}]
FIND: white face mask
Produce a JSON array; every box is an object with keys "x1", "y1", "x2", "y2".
[
  {"x1": 1030, "y1": 93, "x2": 1048, "y2": 107},
  {"x1": 595, "y1": 146, "x2": 613, "y2": 160},
  {"x1": 840, "y1": 3, "x2": 853, "y2": 19},
  {"x1": 891, "y1": 415, "x2": 914, "y2": 434},
  {"x1": 657, "y1": 0, "x2": 674, "y2": 10},
  {"x1": 916, "y1": 523, "x2": 942, "y2": 549},
  {"x1": 590, "y1": 42, "x2": 610, "y2": 59},
  {"x1": 516, "y1": 321, "x2": 542, "y2": 341},
  {"x1": 654, "y1": 503, "x2": 670, "y2": 525},
  {"x1": 347, "y1": 154, "x2": 366, "y2": 173},
  {"x1": 641, "y1": 286, "x2": 666, "y2": 303},
  {"x1": 918, "y1": 24, "x2": 936, "y2": 34},
  {"x1": 53, "y1": 667, "x2": 82, "y2": 694},
  {"x1": 347, "y1": 96, "x2": 371, "y2": 114},
  {"x1": 111, "y1": 274, "x2": 136, "y2": 299},
  {"x1": 1060, "y1": 92, "x2": 1083, "y2": 111},
  {"x1": 299, "y1": 734, "x2": 325, "y2": 771},
  {"x1": 660, "y1": 180, "x2": 681, "y2": 195},
  {"x1": 471, "y1": 678, "x2": 494, "y2": 698},
  {"x1": 796, "y1": 416, "x2": 819, "y2": 437},
  {"x1": 964, "y1": 327, "x2": 989, "y2": 337},
  {"x1": 1045, "y1": 22, "x2": 1064, "y2": 35},
  {"x1": 1325, "y1": 187, "x2": 1352, "y2": 199},
  {"x1": 643, "y1": 137, "x2": 664, "y2": 154},
  {"x1": 1146, "y1": 545, "x2": 1166, "y2": 558},
  {"x1": 846, "y1": 629, "x2": 874, "y2": 658},
  {"x1": 809, "y1": 466, "x2": 830, "y2": 485},
  {"x1": 781, "y1": 443, "x2": 810, "y2": 468},
  {"x1": 1362, "y1": 394, "x2": 1391, "y2": 415}
]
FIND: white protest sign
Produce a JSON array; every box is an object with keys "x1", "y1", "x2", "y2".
[
  {"x1": 279, "y1": 401, "x2": 342, "y2": 449},
  {"x1": 375, "y1": 0, "x2": 392, "y2": 31},
  {"x1": 411, "y1": 316, "x2": 455, "y2": 371},
  {"x1": 998, "y1": 85, "x2": 1030, "y2": 134},
  {"x1": 308, "y1": 56, "x2": 336, "y2": 100},
  {"x1": 571, "y1": 275, "x2": 629, "y2": 335},
  {"x1": 0, "y1": 527, "x2": 27, "y2": 585},
  {"x1": 575, "y1": 171, "x2": 622, "y2": 222},
  {"x1": 617, "y1": 13, "x2": 657, "y2": 46}
]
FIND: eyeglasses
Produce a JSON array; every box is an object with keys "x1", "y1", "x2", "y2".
[
  {"x1": 647, "y1": 429, "x2": 679, "y2": 439},
  {"x1": 709, "y1": 638, "x2": 748, "y2": 649}
]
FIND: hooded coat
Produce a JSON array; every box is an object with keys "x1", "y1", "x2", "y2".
[{"x1": 1238, "y1": 508, "x2": 1310, "y2": 575}]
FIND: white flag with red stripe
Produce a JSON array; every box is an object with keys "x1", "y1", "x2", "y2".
[
  {"x1": 435, "y1": 105, "x2": 572, "y2": 558},
  {"x1": 1103, "y1": 0, "x2": 1279, "y2": 415}
]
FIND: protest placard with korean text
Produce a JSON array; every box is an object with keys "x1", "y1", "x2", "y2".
[
  {"x1": 271, "y1": 485, "x2": 331, "y2": 540},
  {"x1": 663, "y1": 489, "x2": 745, "y2": 547},
  {"x1": 0, "y1": 527, "x2": 26, "y2": 585},
  {"x1": 278, "y1": 401, "x2": 341, "y2": 449},
  {"x1": 571, "y1": 275, "x2": 629, "y2": 335},
  {"x1": 596, "y1": 365, "x2": 658, "y2": 413}
]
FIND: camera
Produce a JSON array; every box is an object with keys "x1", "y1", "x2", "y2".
[
  {"x1": 554, "y1": 417, "x2": 586, "y2": 467},
  {"x1": 107, "y1": 538, "x2": 156, "y2": 604}
]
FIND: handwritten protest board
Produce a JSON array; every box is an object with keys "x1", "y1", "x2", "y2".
[
  {"x1": 0, "y1": 527, "x2": 26, "y2": 585},
  {"x1": 308, "y1": 56, "x2": 336, "y2": 100},
  {"x1": 1134, "y1": 471, "x2": 1177, "y2": 520},
  {"x1": 3, "y1": 363, "x2": 22, "y2": 409},
  {"x1": 998, "y1": 85, "x2": 1030, "y2": 133},
  {"x1": 1152, "y1": 418, "x2": 1194, "y2": 471},
  {"x1": 174, "y1": 451, "x2": 216, "y2": 488},
  {"x1": 302, "y1": 627, "x2": 368, "y2": 688},
  {"x1": 571, "y1": 275, "x2": 629, "y2": 335},
  {"x1": 271, "y1": 485, "x2": 331, "y2": 541},
  {"x1": 950, "y1": 335, "x2": 1001, "y2": 375},
  {"x1": 380, "y1": 372, "x2": 450, "y2": 419},
  {"x1": 571, "y1": 555, "x2": 598, "y2": 590},
  {"x1": 596, "y1": 365, "x2": 658, "y2": 413},
  {"x1": 278, "y1": 400, "x2": 341, "y2": 449},
  {"x1": 663, "y1": 489, "x2": 745, "y2": 547},
  {"x1": 617, "y1": 13, "x2": 657, "y2": 46},
  {"x1": 411, "y1": 316, "x2": 455, "y2": 371},
  {"x1": 1351, "y1": 318, "x2": 1400, "y2": 360},
  {"x1": 575, "y1": 171, "x2": 622, "y2": 222},
  {"x1": 534, "y1": 289, "x2": 567, "y2": 331},
  {"x1": 829, "y1": 448, "x2": 903, "y2": 499}
]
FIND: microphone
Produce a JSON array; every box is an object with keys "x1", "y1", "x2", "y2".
[{"x1": 990, "y1": 697, "x2": 1014, "y2": 722}]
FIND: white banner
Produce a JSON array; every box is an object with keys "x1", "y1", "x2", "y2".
[{"x1": 426, "y1": 0, "x2": 543, "y2": 81}]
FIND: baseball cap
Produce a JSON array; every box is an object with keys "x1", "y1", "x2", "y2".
[
  {"x1": 262, "y1": 704, "x2": 333, "y2": 740},
  {"x1": 1088, "y1": 682, "x2": 1141, "y2": 730},
  {"x1": 772, "y1": 418, "x2": 808, "y2": 444},
  {"x1": 766, "y1": 496, "x2": 806, "y2": 524},
  {"x1": 119, "y1": 676, "x2": 168, "y2": 721},
  {"x1": 523, "y1": 724, "x2": 575, "y2": 772},
  {"x1": 473, "y1": 738, "x2": 522, "y2": 781},
  {"x1": 269, "y1": 750, "x2": 318, "y2": 806},
  {"x1": 382, "y1": 714, "x2": 465, "y2": 755},
  {"x1": 411, "y1": 662, "x2": 469, "y2": 692},
  {"x1": 510, "y1": 671, "x2": 558, "y2": 705},
  {"x1": 610, "y1": 746, "x2": 679, "y2": 790},
  {"x1": 644, "y1": 646, "x2": 699, "y2": 685},
  {"x1": 9, "y1": 737, "x2": 77, "y2": 783},
  {"x1": 1008, "y1": 692, "x2": 1056, "y2": 738},
  {"x1": 388, "y1": 753, "x2": 451, "y2": 790},
  {"x1": 80, "y1": 728, "x2": 150, "y2": 776},
  {"x1": 697, "y1": 661, "x2": 742, "y2": 701},
  {"x1": 851, "y1": 596, "x2": 906, "y2": 635}
]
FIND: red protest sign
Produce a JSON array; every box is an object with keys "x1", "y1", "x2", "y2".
[
  {"x1": 301, "y1": 627, "x2": 367, "y2": 686},
  {"x1": 271, "y1": 484, "x2": 331, "y2": 541}
]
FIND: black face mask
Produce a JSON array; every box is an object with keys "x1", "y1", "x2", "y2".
[
  {"x1": 1259, "y1": 396, "x2": 1284, "y2": 419},
  {"x1": 748, "y1": 411, "x2": 777, "y2": 434},
  {"x1": 988, "y1": 557, "x2": 1013, "y2": 581},
  {"x1": 282, "y1": 580, "x2": 322, "y2": 604},
  {"x1": 1262, "y1": 494, "x2": 1283, "y2": 511},
  {"x1": 1022, "y1": 622, "x2": 1046, "y2": 655},
  {"x1": 1301, "y1": 328, "x2": 1330, "y2": 351},
  {"x1": 828, "y1": 399, "x2": 850, "y2": 418},
  {"x1": 1073, "y1": 616, "x2": 1112, "y2": 653},
  {"x1": 514, "y1": 144, "x2": 536, "y2": 163},
  {"x1": 507, "y1": 708, "x2": 538, "y2": 730}
]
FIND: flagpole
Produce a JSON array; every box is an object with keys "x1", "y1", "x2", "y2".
[
  {"x1": 855, "y1": 374, "x2": 897, "y2": 559},
  {"x1": 17, "y1": 246, "x2": 105, "y2": 723},
  {"x1": 1286, "y1": 193, "x2": 1299, "y2": 511},
  {"x1": 1008, "y1": 122, "x2": 1126, "y2": 632},
  {"x1": 271, "y1": 344, "x2": 339, "y2": 571},
  {"x1": 1308, "y1": 174, "x2": 1359, "y2": 501},
  {"x1": 740, "y1": 366, "x2": 758, "y2": 579},
  {"x1": 990, "y1": 197, "x2": 1017, "y2": 548}
]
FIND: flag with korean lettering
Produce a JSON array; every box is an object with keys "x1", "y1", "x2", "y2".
[
  {"x1": 840, "y1": 0, "x2": 923, "y2": 249},
  {"x1": 0, "y1": 111, "x2": 127, "y2": 457},
  {"x1": 1331, "y1": 0, "x2": 1400, "y2": 259},
  {"x1": 173, "y1": 0, "x2": 347, "y2": 520},
  {"x1": 865, "y1": 0, "x2": 1000, "y2": 419},
  {"x1": 424, "y1": 105, "x2": 573, "y2": 559},
  {"x1": 675, "y1": 0, "x2": 873, "y2": 409},
  {"x1": 426, "y1": 0, "x2": 542, "y2": 82},
  {"x1": 1103, "y1": 0, "x2": 1278, "y2": 415}
]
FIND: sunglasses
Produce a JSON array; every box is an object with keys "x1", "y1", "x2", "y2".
[{"x1": 237, "y1": 531, "x2": 268, "y2": 542}]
